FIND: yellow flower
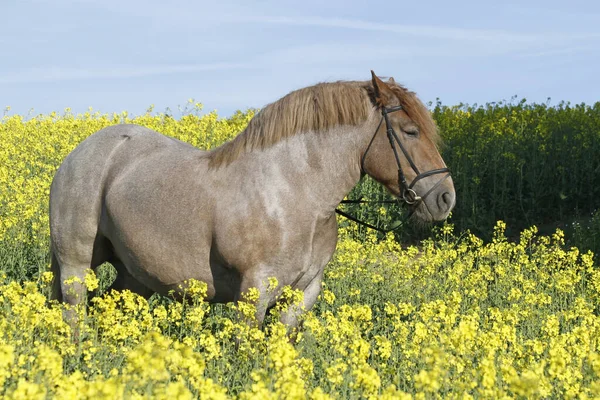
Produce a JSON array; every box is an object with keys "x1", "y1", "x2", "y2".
[
  {"x1": 414, "y1": 368, "x2": 441, "y2": 393},
  {"x1": 322, "y1": 289, "x2": 335, "y2": 305},
  {"x1": 325, "y1": 360, "x2": 347, "y2": 386},
  {"x1": 84, "y1": 269, "x2": 99, "y2": 292},
  {"x1": 3, "y1": 107, "x2": 600, "y2": 397},
  {"x1": 374, "y1": 335, "x2": 392, "y2": 360}
]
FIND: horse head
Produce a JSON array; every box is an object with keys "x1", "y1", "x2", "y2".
[{"x1": 361, "y1": 71, "x2": 455, "y2": 222}]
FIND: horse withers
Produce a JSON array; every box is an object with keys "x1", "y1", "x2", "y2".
[{"x1": 49, "y1": 71, "x2": 455, "y2": 329}]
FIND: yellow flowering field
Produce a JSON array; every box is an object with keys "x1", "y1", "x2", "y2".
[{"x1": 2, "y1": 107, "x2": 600, "y2": 399}]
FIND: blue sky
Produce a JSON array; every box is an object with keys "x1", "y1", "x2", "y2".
[{"x1": 1, "y1": 0, "x2": 599, "y2": 117}]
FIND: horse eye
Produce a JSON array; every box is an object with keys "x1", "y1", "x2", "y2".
[{"x1": 404, "y1": 127, "x2": 419, "y2": 137}]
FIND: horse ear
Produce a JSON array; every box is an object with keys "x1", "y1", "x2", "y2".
[
  {"x1": 388, "y1": 77, "x2": 396, "y2": 84},
  {"x1": 371, "y1": 70, "x2": 396, "y2": 107}
]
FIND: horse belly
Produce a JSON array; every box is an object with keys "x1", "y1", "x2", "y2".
[
  {"x1": 101, "y1": 181, "x2": 233, "y2": 300},
  {"x1": 103, "y1": 225, "x2": 216, "y2": 297}
]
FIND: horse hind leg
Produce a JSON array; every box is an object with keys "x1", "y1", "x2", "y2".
[{"x1": 50, "y1": 233, "x2": 112, "y2": 327}]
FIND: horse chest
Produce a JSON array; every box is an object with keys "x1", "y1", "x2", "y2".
[{"x1": 213, "y1": 211, "x2": 337, "y2": 287}]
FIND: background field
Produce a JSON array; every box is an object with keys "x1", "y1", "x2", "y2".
[
  {"x1": 1, "y1": 100, "x2": 600, "y2": 398},
  {"x1": 345, "y1": 99, "x2": 600, "y2": 249}
]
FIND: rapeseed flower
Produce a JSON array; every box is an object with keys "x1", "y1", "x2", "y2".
[{"x1": 2, "y1": 108, "x2": 600, "y2": 398}]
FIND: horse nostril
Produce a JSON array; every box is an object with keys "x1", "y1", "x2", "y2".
[
  {"x1": 440, "y1": 192, "x2": 454, "y2": 211},
  {"x1": 442, "y1": 192, "x2": 451, "y2": 205}
]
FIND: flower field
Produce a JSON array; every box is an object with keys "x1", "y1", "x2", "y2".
[{"x1": 1, "y1": 105, "x2": 600, "y2": 398}]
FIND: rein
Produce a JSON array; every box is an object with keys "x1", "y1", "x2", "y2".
[
  {"x1": 335, "y1": 105, "x2": 451, "y2": 233},
  {"x1": 336, "y1": 199, "x2": 403, "y2": 233}
]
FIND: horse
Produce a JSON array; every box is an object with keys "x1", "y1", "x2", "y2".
[{"x1": 49, "y1": 71, "x2": 455, "y2": 329}]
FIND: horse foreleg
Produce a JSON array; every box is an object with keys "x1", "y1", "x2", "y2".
[
  {"x1": 279, "y1": 269, "x2": 324, "y2": 331},
  {"x1": 236, "y1": 270, "x2": 271, "y2": 327}
]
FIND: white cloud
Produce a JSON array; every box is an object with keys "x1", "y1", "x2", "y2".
[
  {"x1": 0, "y1": 63, "x2": 252, "y2": 84},
  {"x1": 233, "y1": 15, "x2": 533, "y2": 43},
  {"x1": 515, "y1": 44, "x2": 598, "y2": 58},
  {"x1": 229, "y1": 14, "x2": 600, "y2": 45}
]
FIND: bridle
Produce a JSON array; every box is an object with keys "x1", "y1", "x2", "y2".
[
  {"x1": 335, "y1": 105, "x2": 451, "y2": 233},
  {"x1": 361, "y1": 104, "x2": 451, "y2": 205}
]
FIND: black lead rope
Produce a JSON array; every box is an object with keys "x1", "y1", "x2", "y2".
[
  {"x1": 337, "y1": 199, "x2": 405, "y2": 233},
  {"x1": 340, "y1": 199, "x2": 398, "y2": 204},
  {"x1": 335, "y1": 104, "x2": 451, "y2": 233},
  {"x1": 335, "y1": 207, "x2": 404, "y2": 233}
]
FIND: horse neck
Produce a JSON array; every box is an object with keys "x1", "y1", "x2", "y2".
[{"x1": 239, "y1": 113, "x2": 379, "y2": 214}]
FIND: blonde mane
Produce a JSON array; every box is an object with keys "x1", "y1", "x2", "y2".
[{"x1": 207, "y1": 80, "x2": 439, "y2": 167}]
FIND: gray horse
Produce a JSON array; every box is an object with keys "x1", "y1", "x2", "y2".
[{"x1": 49, "y1": 71, "x2": 455, "y2": 328}]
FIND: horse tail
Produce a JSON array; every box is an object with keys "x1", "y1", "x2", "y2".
[{"x1": 50, "y1": 249, "x2": 62, "y2": 301}]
